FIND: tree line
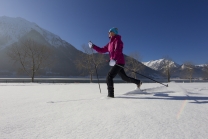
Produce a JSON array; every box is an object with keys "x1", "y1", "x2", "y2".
[{"x1": 7, "y1": 39, "x2": 208, "y2": 82}]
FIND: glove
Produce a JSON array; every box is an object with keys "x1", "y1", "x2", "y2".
[
  {"x1": 88, "y1": 41, "x2": 94, "y2": 48},
  {"x1": 109, "y1": 59, "x2": 116, "y2": 66}
]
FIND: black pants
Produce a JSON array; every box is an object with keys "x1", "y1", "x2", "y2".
[{"x1": 106, "y1": 64, "x2": 141, "y2": 96}]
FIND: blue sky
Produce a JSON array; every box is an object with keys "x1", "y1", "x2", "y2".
[{"x1": 0, "y1": 0, "x2": 208, "y2": 64}]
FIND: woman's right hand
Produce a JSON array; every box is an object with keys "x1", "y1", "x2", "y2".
[{"x1": 88, "y1": 41, "x2": 94, "y2": 48}]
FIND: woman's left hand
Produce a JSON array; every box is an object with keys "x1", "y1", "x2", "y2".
[{"x1": 109, "y1": 59, "x2": 116, "y2": 66}]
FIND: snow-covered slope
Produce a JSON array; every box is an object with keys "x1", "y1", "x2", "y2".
[
  {"x1": 143, "y1": 59, "x2": 180, "y2": 70},
  {"x1": 0, "y1": 16, "x2": 69, "y2": 49}
]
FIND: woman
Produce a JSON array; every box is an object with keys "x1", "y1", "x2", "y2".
[{"x1": 88, "y1": 27, "x2": 142, "y2": 98}]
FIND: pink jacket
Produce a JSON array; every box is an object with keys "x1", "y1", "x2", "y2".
[{"x1": 93, "y1": 35, "x2": 125, "y2": 64}]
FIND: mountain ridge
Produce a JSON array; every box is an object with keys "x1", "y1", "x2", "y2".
[
  {"x1": 143, "y1": 59, "x2": 207, "y2": 70},
  {"x1": 0, "y1": 16, "x2": 168, "y2": 78},
  {"x1": 0, "y1": 16, "x2": 71, "y2": 49},
  {"x1": 142, "y1": 59, "x2": 180, "y2": 70},
  {"x1": 143, "y1": 59, "x2": 207, "y2": 78}
]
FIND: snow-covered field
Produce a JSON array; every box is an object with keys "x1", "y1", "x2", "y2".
[{"x1": 0, "y1": 82, "x2": 208, "y2": 139}]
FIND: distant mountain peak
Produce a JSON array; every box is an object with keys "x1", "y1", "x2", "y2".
[
  {"x1": 142, "y1": 59, "x2": 180, "y2": 70},
  {"x1": 0, "y1": 16, "x2": 70, "y2": 49}
]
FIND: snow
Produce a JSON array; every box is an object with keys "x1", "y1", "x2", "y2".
[
  {"x1": 143, "y1": 59, "x2": 179, "y2": 70},
  {"x1": 0, "y1": 82, "x2": 208, "y2": 139},
  {"x1": 0, "y1": 16, "x2": 68, "y2": 49},
  {"x1": 196, "y1": 64, "x2": 207, "y2": 67},
  {"x1": 143, "y1": 59, "x2": 207, "y2": 71}
]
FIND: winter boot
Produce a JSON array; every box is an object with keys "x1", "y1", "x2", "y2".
[
  {"x1": 108, "y1": 92, "x2": 114, "y2": 98},
  {"x1": 137, "y1": 81, "x2": 142, "y2": 89}
]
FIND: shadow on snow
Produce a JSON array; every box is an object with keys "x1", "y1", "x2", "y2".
[{"x1": 116, "y1": 91, "x2": 208, "y2": 104}]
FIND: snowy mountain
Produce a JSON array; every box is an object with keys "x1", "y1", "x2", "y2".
[
  {"x1": 0, "y1": 16, "x2": 163, "y2": 78},
  {"x1": 0, "y1": 16, "x2": 70, "y2": 49},
  {"x1": 142, "y1": 59, "x2": 180, "y2": 71},
  {"x1": 196, "y1": 64, "x2": 207, "y2": 68},
  {"x1": 143, "y1": 59, "x2": 207, "y2": 78},
  {"x1": 0, "y1": 16, "x2": 84, "y2": 77}
]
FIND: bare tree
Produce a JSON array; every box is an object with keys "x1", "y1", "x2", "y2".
[
  {"x1": 203, "y1": 63, "x2": 208, "y2": 79},
  {"x1": 181, "y1": 62, "x2": 195, "y2": 82},
  {"x1": 8, "y1": 39, "x2": 53, "y2": 82},
  {"x1": 75, "y1": 44, "x2": 105, "y2": 82},
  {"x1": 161, "y1": 57, "x2": 174, "y2": 82},
  {"x1": 126, "y1": 52, "x2": 144, "y2": 79}
]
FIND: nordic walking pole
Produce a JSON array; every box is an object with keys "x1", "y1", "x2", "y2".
[
  {"x1": 90, "y1": 48, "x2": 102, "y2": 93},
  {"x1": 116, "y1": 64, "x2": 168, "y2": 87}
]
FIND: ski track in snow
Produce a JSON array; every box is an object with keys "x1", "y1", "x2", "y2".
[{"x1": 0, "y1": 83, "x2": 208, "y2": 139}]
